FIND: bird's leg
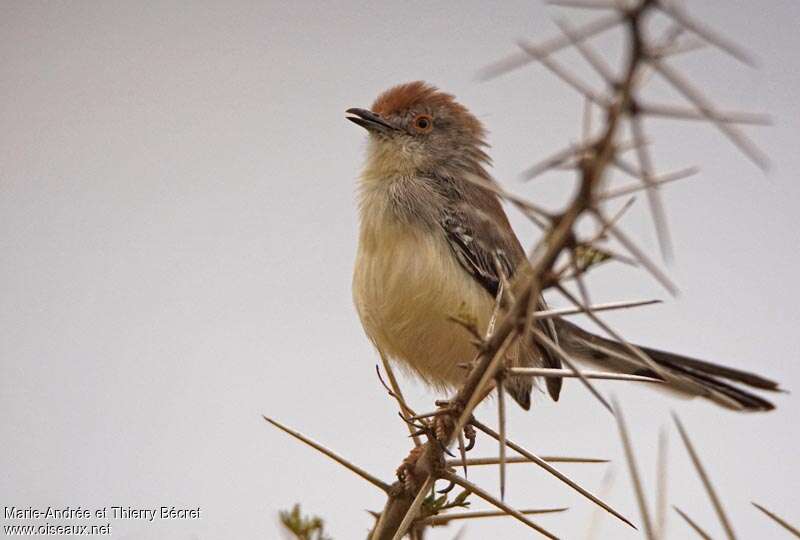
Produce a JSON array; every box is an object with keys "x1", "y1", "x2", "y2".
[
  {"x1": 431, "y1": 392, "x2": 486, "y2": 450},
  {"x1": 394, "y1": 392, "x2": 487, "y2": 493},
  {"x1": 432, "y1": 400, "x2": 455, "y2": 443},
  {"x1": 429, "y1": 398, "x2": 477, "y2": 480},
  {"x1": 396, "y1": 385, "x2": 494, "y2": 491},
  {"x1": 396, "y1": 444, "x2": 426, "y2": 494},
  {"x1": 395, "y1": 434, "x2": 449, "y2": 495},
  {"x1": 394, "y1": 410, "x2": 451, "y2": 493}
]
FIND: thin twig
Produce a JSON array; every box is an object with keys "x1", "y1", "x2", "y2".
[
  {"x1": 391, "y1": 476, "x2": 434, "y2": 540},
  {"x1": 656, "y1": 0, "x2": 758, "y2": 66},
  {"x1": 487, "y1": 281, "x2": 505, "y2": 339},
  {"x1": 612, "y1": 397, "x2": 655, "y2": 539},
  {"x1": 610, "y1": 153, "x2": 647, "y2": 180},
  {"x1": 586, "y1": 467, "x2": 616, "y2": 540},
  {"x1": 630, "y1": 114, "x2": 673, "y2": 261},
  {"x1": 263, "y1": 416, "x2": 390, "y2": 494},
  {"x1": 591, "y1": 195, "x2": 638, "y2": 242},
  {"x1": 457, "y1": 430, "x2": 468, "y2": 479},
  {"x1": 649, "y1": 57, "x2": 769, "y2": 170},
  {"x1": 535, "y1": 299, "x2": 661, "y2": 319},
  {"x1": 379, "y1": 354, "x2": 422, "y2": 447},
  {"x1": 478, "y1": 12, "x2": 622, "y2": 80},
  {"x1": 583, "y1": 97, "x2": 594, "y2": 143},
  {"x1": 451, "y1": 330, "x2": 518, "y2": 446},
  {"x1": 508, "y1": 367, "x2": 662, "y2": 383},
  {"x1": 406, "y1": 409, "x2": 452, "y2": 422},
  {"x1": 673, "y1": 413, "x2": 737, "y2": 540},
  {"x1": 555, "y1": 284, "x2": 672, "y2": 381},
  {"x1": 471, "y1": 419, "x2": 635, "y2": 529},
  {"x1": 497, "y1": 377, "x2": 507, "y2": 501},
  {"x1": 531, "y1": 326, "x2": 613, "y2": 413},
  {"x1": 638, "y1": 102, "x2": 771, "y2": 125},
  {"x1": 442, "y1": 471, "x2": 560, "y2": 539},
  {"x1": 555, "y1": 17, "x2": 617, "y2": 85},
  {"x1": 517, "y1": 39, "x2": 609, "y2": 107},
  {"x1": 447, "y1": 455, "x2": 609, "y2": 467},
  {"x1": 673, "y1": 506, "x2": 714, "y2": 540},
  {"x1": 656, "y1": 35, "x2": 706, "y2": 58},
  {"x1": 547, "y1": 0, "x2": 622, "y2": 9},
  {"x1": 461, "y1": 173, "x2": 552, "y2": 228},
  {"x1": 420, "y1": 507, "x2": 568, "y2": 526},
  {"x1": 522, "y1": 142, "x2": 586, "y2": 181},
  {"x1": 655, "y1": 426, "x2": 669, "y2": 538},
  {"x1": 600, "y1": 166, "x2": 698, "y2": 201},
  {"x1": 593, "y1": 210, "x2": 679, "y2": 294},
  {"x1": 752, "y1": 502, "x2": 800, "y2": 538}
]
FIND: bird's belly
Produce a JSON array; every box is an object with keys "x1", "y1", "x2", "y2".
[{"x1": 353, "y1": 227, "x2": 493, "y2": 389}]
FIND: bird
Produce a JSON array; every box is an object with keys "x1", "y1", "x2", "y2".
[{"x1": 347, "y1": 81, "x2": 779, "y2": 412}]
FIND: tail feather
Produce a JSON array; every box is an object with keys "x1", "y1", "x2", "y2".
[
  {"x1": 555, "y1": 319, "x2": 781, "y2": 412},
  {"x1": 648, "y1": 358, "x2": 776, "y2": 411},
  {"x1": 638, "y1": 345, "x2": 780, "y2": 391}
]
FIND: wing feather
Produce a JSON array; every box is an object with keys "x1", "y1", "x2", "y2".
[{"x1": 439, "y1": 187, "x2": 564, "y2": 401}]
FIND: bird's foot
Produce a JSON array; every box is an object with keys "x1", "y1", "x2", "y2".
[
  {"x1": 432, "y1": 400, "x2": 476, "y2": 451},
  {"x1": 396, "y1": 444, "x2": 426, "y2": 493},
  {"x1": 395, "y1": 402, "x2": 478, "y2": 494}
]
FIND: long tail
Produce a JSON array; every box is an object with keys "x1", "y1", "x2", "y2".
[{"x1": 554, "y1": 319, "x2": 782, "y2": 411}]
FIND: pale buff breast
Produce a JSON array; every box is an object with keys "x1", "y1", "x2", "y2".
[{"x1": 353, "y1": 204, "x2": 495, "y2": 390}]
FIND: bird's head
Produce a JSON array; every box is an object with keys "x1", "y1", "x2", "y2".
[{"x1": 346, "y1": 81, "x2": 490, "y2": 178}]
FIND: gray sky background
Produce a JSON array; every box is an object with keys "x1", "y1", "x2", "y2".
[{"x1": 1, "y1": 1, "x2": 799, "y2": 539}]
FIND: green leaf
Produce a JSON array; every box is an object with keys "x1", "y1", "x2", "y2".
[
  {"x1": 452, "y1": 489, "x2": 471, "y2": 506},
  {"x1": 574, "y1": 244, "x2": 613, "y2": 272},
  {"x1": 278, "y1": 504, "x2": 332, "y2": 540}
]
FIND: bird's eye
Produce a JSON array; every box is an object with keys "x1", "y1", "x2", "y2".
[{"x1": 413, "y1": 114, "x2": 433, "y2": 133}]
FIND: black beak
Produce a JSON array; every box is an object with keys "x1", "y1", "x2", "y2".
[{"x1": 345, "y1": 108, "x2": 396, "y2": 134}]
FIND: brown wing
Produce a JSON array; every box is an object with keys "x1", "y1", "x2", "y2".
[{"x1": 440, "y1": 182, "x2": 563, "y2": 402}]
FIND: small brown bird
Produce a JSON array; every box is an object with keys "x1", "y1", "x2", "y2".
[{"x1": 348, "y1": 81, "x2": 779, "y2": 411}]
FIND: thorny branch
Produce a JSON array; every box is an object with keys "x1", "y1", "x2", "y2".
[
  {"x1": 372, "y1": 5, "x2": 661, "y2": 538},
  {"x1": 266, "y1": 1, "x2": 778, "y2": 538}
]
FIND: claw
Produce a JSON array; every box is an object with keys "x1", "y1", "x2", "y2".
[
  {"x1": 437, "y1": 479, "x2": 456, "y2": 494},
  {"x1": 398, "y1": 412, "x2": 429, "y2": 431},
  {"x1": 464, "y1": 423, "x2": 477, "y2": 451},
  {"x1": 438, "y1": 439, "x2": 456, "y2": 457}
]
